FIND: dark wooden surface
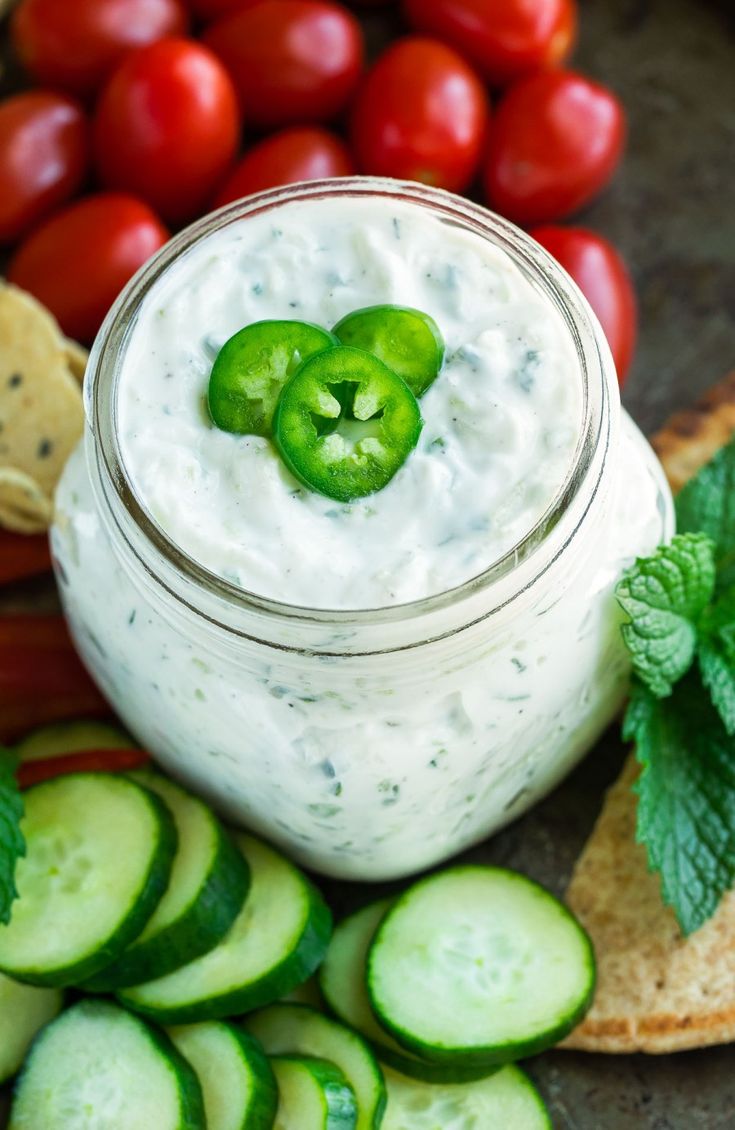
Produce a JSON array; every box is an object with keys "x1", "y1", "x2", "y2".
[{"x1": 2, "y1": 1, "x2": 735, "y2": 1126}]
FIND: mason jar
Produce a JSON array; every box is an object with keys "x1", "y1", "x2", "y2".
[{"x1": 51, "y1": 178, "x2": 673, "y2": 881}]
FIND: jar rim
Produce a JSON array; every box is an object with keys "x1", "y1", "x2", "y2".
[{"x1": 88, "y1": 176, "x2": 613, "y2": 638}]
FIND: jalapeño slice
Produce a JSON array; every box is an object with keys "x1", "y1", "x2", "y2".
[
  {"x1": 332, "y1": 305, "x2": 445, "y2": 397},
  {"x1": 274, "y1": 346, "x2": 423, "y2": 503},
  {"x1": 208, "y1": 320, "x2": 337, "y2": 437}
]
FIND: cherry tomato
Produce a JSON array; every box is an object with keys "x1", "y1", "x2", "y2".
[
  {"x1": 350, "y1": 37, "x2": 489, "y2": 194},
  {"x1": 0, "y1": 529, "x2": 51, "y2": 586},
  {"x1": 213, "y1": 127, "x2": 355, "y2": 206},
  {"x1": 203, "y1": 1, "x2": 363, "y2": 128},
  {"x1": 0, "y1": 615, "x2": 110, "y2": 743},
  {"x1": 11, "y1": 0, "x2": 189, "y2": 99},
  {"x1": 531, "y1": 224, "x2": 637, "y2": 385},
  {"x1": 483, "y1": 70, "x2": 626, "y2": 226},
  {"x1": 187, "y1": 0, "x2": 260, "y2": 20},
  {"x1": 0, "y1": 92, "x2": 89, "y2": 244},
  {"x1": 18, "y1": 749, "x2": 150, "y2": 788},
  {"x1": 8, "y1": 193, "x2": 169, "y2": 343},
  {"x1": 93, "y1": 38, "x2": 240, "y2": 225},
  {"x1": 402, "y1": 0, "x2": 576, "y2": 87}
]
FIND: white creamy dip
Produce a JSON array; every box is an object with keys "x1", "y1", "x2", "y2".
[
  {"x1": 54, "y1": 182, "x2": 674, "y2": 880},
  {"x1": 117, "y1": 198, "x2": 582, "y2": 608}
]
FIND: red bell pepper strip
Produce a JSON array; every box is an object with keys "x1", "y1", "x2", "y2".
[
  {"x1": 0, "y1": 615, "x2": 111, "y2": 743},
  {"x1": 0, "y1": 530, "x2": 52, "y2": 585},
  {"x1": 17, "y1": 748, "x2": 150, "y2": 789}
]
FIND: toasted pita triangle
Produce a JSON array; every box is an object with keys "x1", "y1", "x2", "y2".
[
  {"x1": 561, "y1": 372, "x2": 735, "y2": 1054},
  {"x1": 650, "y1": 370, "x2": 735, "y2": 493},
  {"x1": 562, "y1": 756, "x2": 735, "y2": 1052}
]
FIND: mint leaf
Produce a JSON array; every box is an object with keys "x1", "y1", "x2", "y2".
[
  {"x1": 0, "y1": 751, "x2": 24, "y2": 926},
  {"x1": 698, "y1": 586, "x2": 735, "y2": 734},
  {"x1": 676, "y1": 436, "x2": 735, "y2": 593},
  {"x1": 619, "y1": 439, "x2": 735, "y2": 936},
  {"x1": 615, "y1": 533, "x2": 716, "y2": 697},
  {"x1": 624, "y1": 672, "x2": 735, "y2": 936}
]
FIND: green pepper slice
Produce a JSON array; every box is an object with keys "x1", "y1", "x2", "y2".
[
  {"x1": 274, "y1": 346, "x2": 423, "y2": 503},
  {"x1": 332, "y1": 305, "x2": 445, "y2": 397},
  {"x1": 208, "y1": 320, "x2": 337, "y2": 437}
]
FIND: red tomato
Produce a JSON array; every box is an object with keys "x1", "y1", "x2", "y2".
[
  {"x1": 531, "y1": 224, "x2": 637, "y2": 384},
  {"x1": 18, "y1": 749, "x2": 150, "y2": 788},
  {"x1": 203, "y1": 1, "x2": 363, "y2": 128},
  {"x1": 0, "y1": 615, "x2": 110, "y2": 743},
  {"x1": 402, "y1": 0, "x2": 576, "y2": 86},
  {"x1": 350, "y1": 37, "x2": 489, "y2": 194},
  {"x1": 213, "y1": 127, "x2": 355, "y2": 206},
  {"x1": 187, "y1": 0, "x2": 260, "y2": 20},
  {"x1": 8, "y1": 193, "x2": 169, "y2": 343},
  {"x1": 11, "y1": 0, "x2": 189, "y2": 98},
  {"x1": 93, "y1": 39, "x2": 240, "y2": 225},
  {"x1": 0, "y1": 92, "x2": 89, "y2": 244},
  {"x1": 0, "y1": 529, "x2": 51, "y2": 586},
  {"x1": 483, "y1": 70, "x2": 626, "y2": 226}
]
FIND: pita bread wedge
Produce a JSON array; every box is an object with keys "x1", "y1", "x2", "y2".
[
  {"x1": 561, "y1": 370, "x2": 735, "y2": 1054},
  {"x1": 562, "y1": 757, "x2": 735, "y2": 1052},
  {"x1": 651, "y1": 370, "x2": 735, "y2": 493}
]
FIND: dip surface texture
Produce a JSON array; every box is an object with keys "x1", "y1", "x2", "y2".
[{"x1": 117, "y1": 197, "x2": 582, "y2": 609}]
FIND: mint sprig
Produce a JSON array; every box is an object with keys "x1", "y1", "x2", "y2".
[
  {"x1": 0, "y1": 750, "x2": 24, "y2": 926},
  {"x1": 677, "y1": 439, "x2": 735, "y2": 593},
  {"x1": 616, "y1": 533, "x2": 715, "y2": 697},
  {"x1": 625, "y1": 674, "x2": 735, "y2": 936},
  {"x1": 615, "y1": 435, "x2": 735, "y2": 935},
  {"x1": 698, "y1": 589, "x2": 735, "y2": 736}
]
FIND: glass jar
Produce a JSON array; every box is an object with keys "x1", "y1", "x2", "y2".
[{"x1": 52, "y1": 179, "x2": 673, "y2": 881}]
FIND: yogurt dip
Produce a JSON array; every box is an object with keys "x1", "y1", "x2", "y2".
[
  {"x1": 53, "y1": 179, "x2": 674, "y2": 880},
  {"x1": 116, "y1": 196, "x2": 582, "y2": 608}
]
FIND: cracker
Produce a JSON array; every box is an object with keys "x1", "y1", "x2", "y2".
[
  {"x1": 0, "y1": 282, "x2": 84, "y2": 501},
  {"x1": 0, "y1": 467, "x2": 53, "y2": 534},
  {"x1": 63, "y1": 338, "x2": 89, "y2": 385},
  {"x1": 561, "y1": 371, "x2": 735, "y2": 1054}
]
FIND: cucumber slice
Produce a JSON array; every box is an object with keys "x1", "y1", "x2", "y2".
[
  {"x1": 0, "y1": 773, "x2": 176, "y2": 987},
  {"x1": 320, "y1": 899, "x2": 493, "y2": 1085},
  {"x1": 246, "y1": 1004, "x2": 386, "y2": 1130},
  {"x1": 119, "y1": 834, "x2": 332, "y2": 1023},
  {"x1": 272, "y1": 1056, "x2": 357, "y2": 1130},
  {"x1": 367, "y1": 866, "x2": 595, "y2": 1066},
  {"x1": 83, "y1": 772, "x2": 250, "y2": 990},
  {"x1": 169, "y1": 1021, "x2": 277, "y2": 1130},
  {"x1": 15, "y1": 720, "x2": 132, "y2": 761},
  {"x1": 381, "y1": 1065, "x2": 551, "y2": 1129},
  {"x1": 9, "y1": 999, "x2": 204, "y2": 1129},
  {"x1": 0, "y1": 973, "x2": 62, "y2": 1083}
]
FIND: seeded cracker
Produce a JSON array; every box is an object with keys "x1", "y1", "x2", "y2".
[
  {"x1": 0, "y1": 282, "x2": 84, "y2": 531},
  {"x1": 63, "y1": 339, "x2": 89, "y2": 385},
  {"x1": 562, "y1": 371, "x2": 735, "y2": 1054},
  {"x1": 0, "y1": 468, "x2": 53, "y2": 533}
]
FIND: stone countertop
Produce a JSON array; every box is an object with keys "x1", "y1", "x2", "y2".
[{"x1": 1, "y1": 1, "x2": 735, "y2": 1126}]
